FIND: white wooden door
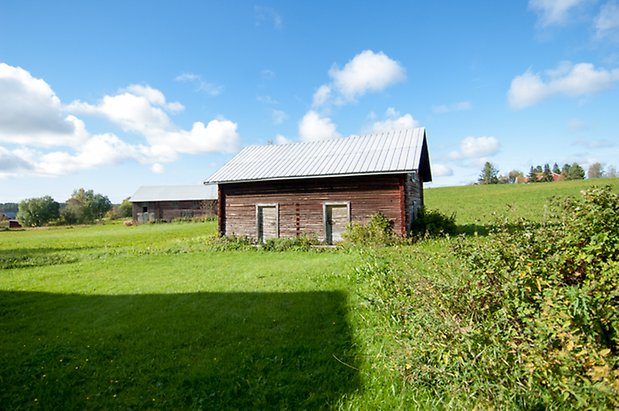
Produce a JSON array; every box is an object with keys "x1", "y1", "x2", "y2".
[
  {"x1": 325, "y1": 204, "x2": 349, "y2": 244},
  {"x1": 257, "y1": 205, "x2": 278, "y2": 243}
]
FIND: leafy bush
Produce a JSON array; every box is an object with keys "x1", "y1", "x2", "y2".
[
  {"x1": 409, "y1": 207, "x2": 457, "y2": 238},
  {"x1": 448, "y1": 186, "x2": 618, "y2": 407},
  {"x1": 206, "y1": 234, "x2": 254, "y2": 251},
  {"x1": 342, "y1": 212, "x2": 398, "y2": 247},
  {"x1": 355, "y1": 186, "x2": 619, "y2": 408},
  {"x1": 260, "y1": 234, "x2": 320, "y2": 251}
]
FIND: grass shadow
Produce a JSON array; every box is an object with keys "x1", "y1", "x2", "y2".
[{"x1": 0, "y1": 290, "x2": 360, "y2": 409}]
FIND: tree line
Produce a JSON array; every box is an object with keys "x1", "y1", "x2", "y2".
[
  {"x1": 13, "y1": 188, "x2": 133, "y2": 227},
  {"x1": 479, "y1": 161, "x2": 618, "y2": 185}
]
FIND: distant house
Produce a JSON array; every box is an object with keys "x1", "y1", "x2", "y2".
[
  {"x1": 130, "y1": 185, "x2": 218, "y2": 223},
  {"x1": 0, "y1": 211, "x2": 21, "y2": 229},
  {"x1": 205, "y1": 128, "x2": 432, "y2": 244}
]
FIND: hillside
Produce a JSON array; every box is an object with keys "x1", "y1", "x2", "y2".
[{"x1": 425, "y1": 178, "x2": 619, "y2": 225}]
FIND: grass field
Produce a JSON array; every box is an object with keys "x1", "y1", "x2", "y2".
[
  {"x1": 1, "y1": 180, "x2": 617, "y2": 409},
  {"x1": 425, "y1": 178, "x2": 619, "y2": 225}
]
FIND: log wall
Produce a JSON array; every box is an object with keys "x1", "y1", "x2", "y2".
[
  {"x1": 219, "y1": 174, "x2": 411, "y2": 242},
  {"x1": 132, "y1": 199, "x2": 217, "y2": 222}
]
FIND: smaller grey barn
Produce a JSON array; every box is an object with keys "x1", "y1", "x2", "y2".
[{"x1": 130, "y1": 185, "x2": 218, "y2": 223}]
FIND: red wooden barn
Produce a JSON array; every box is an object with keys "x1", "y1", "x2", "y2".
[{"x1": 205, "y1": 128, "x2": 431, "y2": 244}]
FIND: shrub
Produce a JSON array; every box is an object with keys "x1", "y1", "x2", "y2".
[
  {"x1": 409, "y1": 207, "x2": 457, "y2": 238},
  {"x1": 355, "y1": 186, "x2": 619, "y2": 408},
  {"x1": 206, "y1": 234, "x2": 254, "y2": 251},
  {"x1": 260, "y1": 234, "x2": 320, "y2": 252},
  {"x1": 342, "y1": 212, "x2": 398, "y2": 247},
  {"x1": 446, "y1": 186, "x2": 619, "y2": 407}
]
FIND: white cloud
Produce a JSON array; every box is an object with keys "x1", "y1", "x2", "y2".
[
  {"x1": 432, "y1": 101, "x2": 472, "y2": 113},
  {"x1": 272, "y1": 109, "x2": 287, "y2": 125},
  {"x1": 368, "y1": 107, "x2": 419, "y2": 133},
  {"x1": 298, "y1": 111, "x2": 341, "y2": 142},
  {"x1": 0, "y1": 63, "x2": 83, "y2": 147},
  {"x1": 313, "y1": 50, "x2": 405, "y2": 107},
  {"x1": 595, "y1": 1, "x2": 619, "y2": 38},
  {"x1": 449, "y1": 136, "x2": 500, "y2": 160},
  {"x1": 254, "y1": 6, "x2": 283, "y2": 30},
  {"x1": 257, "y1": 95, "x2": 279, "y2": 105},
  {"x1": 124, "y1": 84, "x2": 184, "y2": 112},
  {"x1": 312, "y1": 85, "x2": 331, "y2": 107},
  {"x1": 329, "y1": 50, "x2": 405, "y2": 103},
  {"x1": 275, "y1": 134, "x2": 292, "y2": 145},
  {"x1": 432, "y1": 164, "x2": 453, "y2": 177},
  {"x1": 175, "y1": 72, "x2": 223, "y2": 96},
  {"x1": 151, "y1": 163, "x2": 165, "y2": 174},
  {"x1": 0, "y1": 63, "x2": 240, "y2": 178},
  {"x1": 0, "y1": 146, "x2": 33, "y2": 176},
  {"x1": 508, "y1": 62, "x2": 619, "y2": 108},
  {"x1": 528, "y1": 0, "x2": 590, "y2": 26}
]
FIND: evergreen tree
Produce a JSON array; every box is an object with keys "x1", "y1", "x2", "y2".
[
  {"x1": 561, "y1": 163, "x2": 571, "y2": 180},
  {"x1": 478, "y1": 161, "x2": 499, "y2": 184},
  {"x1": 542, "y1": 163, "x2": 553, "y2": 182},
  {"x1": 567, "y1": 163, "x2": 585, "y2": 180},
  {"x1": 552, "y1": 162, "x2": 561, "y2": 174},
  {"x1": 528, "y1": 166, "x2": 538, "y2": 183}
]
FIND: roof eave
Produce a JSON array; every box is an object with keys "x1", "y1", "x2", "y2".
[{"x1": 206, "y1": 169, "x2": 418, "y2": 185}]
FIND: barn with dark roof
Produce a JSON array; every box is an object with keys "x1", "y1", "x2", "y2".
[{"x1": 205, "y1": 128, "x2": 431, "y2": 244}]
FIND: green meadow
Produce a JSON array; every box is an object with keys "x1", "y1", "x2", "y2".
[{"x1": 1, "y1": 179, "x2": 617, "y2": 409}]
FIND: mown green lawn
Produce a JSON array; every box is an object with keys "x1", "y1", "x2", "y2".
[
  {"x1": 2, "y1": 181, "x2": 617, "y2": 409},
  {"x1": 1, "y1": 222, "x2": 372, "y2": 409}
]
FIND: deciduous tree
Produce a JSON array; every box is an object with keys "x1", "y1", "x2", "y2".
[
  {"x1": 17, "y1": 196, "x2": 59, "y2": 227},
  {"x1": 61, "y1": 188, "x2": 112, "y2": 224},
  {"x1": 587, "y1": 162, "x2": 603, "y2": 179}
]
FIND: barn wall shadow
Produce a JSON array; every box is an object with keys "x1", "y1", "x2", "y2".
[{"x1": 0, "y1": 290, "x2": 359, "y2": 409}]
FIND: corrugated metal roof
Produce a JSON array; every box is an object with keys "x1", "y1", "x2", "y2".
[
  {"x1": 206, "y1": 128, "x2": 431, "y2": 184},
  {"x1": 130, "y1": 185, "x2": 218, "y2": 202}
]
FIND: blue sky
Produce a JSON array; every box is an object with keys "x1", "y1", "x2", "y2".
[{"x1": 1, "y1": 1, "x2": 618, "y2": 203}]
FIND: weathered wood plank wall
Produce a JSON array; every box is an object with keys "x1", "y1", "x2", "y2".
[
  {"x1": 219, "y1": 174, "x2": 407, "y2": 241},
  {"x1": 132, "y1": 200, "x2": 217, "y2": 222}
]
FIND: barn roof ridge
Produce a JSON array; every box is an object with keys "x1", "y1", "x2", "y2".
[{"x1": 206, "y1": 127, "x2": 431, "y2": 184}]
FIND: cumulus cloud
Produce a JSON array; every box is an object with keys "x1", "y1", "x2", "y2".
[
  {"x1": 449, "y1": 136, "x2": 500, "y2": 160},
  {"x1": 595, "y1": 1, "x2": 619, "y2": 39},
  {"x1": 312, "y1": 85, "x2": 331, "y2": 107},
  {"x1": 368, "y1": 107, "x2": 419, "y2": 133},
  {"x1": 432, "y1": 101, "x2": 472, "y2": 113},
  {"x1": 0, "y1": 63, "x2": 83, "y2": 147},
  {"x1": 508, "y1": 61, "x2": 619, "y2": 108},
  {"x1": 528, "y1": 0, "x2": 590, "y2": 26},
  {"x1": 432, "y1": 164, "x2": 454, "y2": 177},
  {"x1": 275, "y1": 134, "x2": 292, "y2": 145},
  {"x1": 175, "y1": 72, "x2": 223, "y2": 96},
  {"x1": 151, "y1": 163, "x2": 165, "y2": 174},
  {"x1": 272, "y1": 109, "x2": 287, "y2": 125},
  {"x1": 313, "y1": 50, "x2": 405, "y2": 107},
  {"x1": 298, "y1": 111, "x2": 341, "y2": 142},
  {"x1": 0, "y1": 63, "x2": 240, "y2": 178}
]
